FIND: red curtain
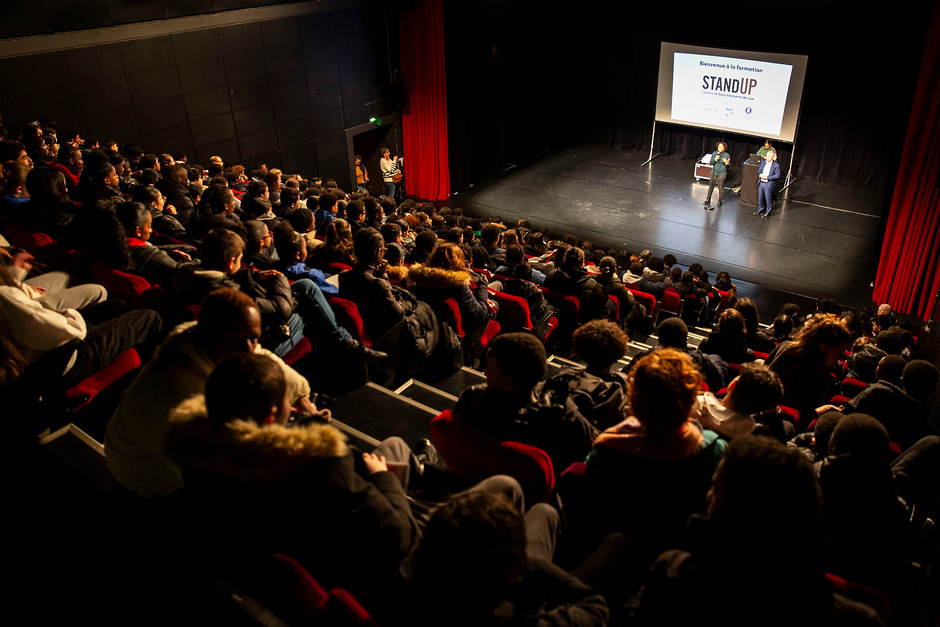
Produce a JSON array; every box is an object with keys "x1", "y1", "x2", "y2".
[
  {"x1": 873, "y1": 0, "x2": 940, "y2": 319},
  {"x1": 399, "y1": 0, "x2": 450, "y2": 202}
]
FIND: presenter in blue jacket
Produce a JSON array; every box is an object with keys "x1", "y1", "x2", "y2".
[
  {"x1": 755, "y1": 149, "x2": 781, "y2": 218},
  {"x1": 704, "y1": 141, "x2": 731, "y2": 210}
]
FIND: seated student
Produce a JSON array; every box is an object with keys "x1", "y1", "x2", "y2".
[
  {"x1": 339, "y1": 228, "x2": 438, "y2": 362},
  {"x1": 595, "y1": 255, "x2": 645, "y2": 336},
  {"x1": 633, "y1": 436, "x2": 883, "y2": 626},
  {"x1": 847, "y1": 327, "x2": 908, "y2": 383},
  {"x1": 270, "y1": 222, "x2": 336, "y2": 295},
  {"x1": 843, "y1": 358, "x2": 939, "y2": 451},
  {"x1": 698, "y1": 308, "x2": 755, "y2": 365},
  {"x1": 115, "y1": 201, "x2": 193, "y2": 287},
  {"x1": 408, "y1": 229, "x2": 437, "y2": 264},
  {"x1": 755, "y1": 313, "x2": 793, "y2": 349},
  {"x1": 562, "y1": 349, "x2": 727, "y2": 591},
  {"x1": 789, "y1": 410, "x2": 846, "y2": 467},
  {"x1": 766, "y1": 314, "x2": 853, "y2": 427},
  {"x1": 453, "y1": 332, "x2": 597, "y2": 475},
  {"x1": 284, "y1": 205, "x2": 318, "y2": 249},
  {"x1": 165, "y1": 352, "x2": 423, "y2": 608},
  {"x1": 409, "y1": 243, "x2": 495, "y2": 339},
  {"x1": 544, "y1": 246, "x2": 615, "y2": 323},
  {"x1": 133, "y1": 185, "x2": 186, "y2": 236},
  {"x1": 242, "y1": 220, "x2": 276, "y2": 270},
  {"x1": 503, "y1": 262, "x2": 551, "y2": 321},
  {"x1": 313, "y1": 191, "x2": 338, "y2": 232},
  {"x1": 155, "y1": 164, "x2": 195, "y2": 226},
  {"x1": 712, "y1": 271, "x2": 738, "y2": 307},
  {"x1": 187, "y1": 184, "x2": 241, "y2": 240},
  {"x1": 542, "y1": 320, "x2": 630, "y2": 431},
  {"x1": 406, "y1": 489, "x2": 609, "y2": 627},
  {"x1": 630, "y1": 317, "x2": 729, "y2": 392},
  {"x1": 692, "y1": 362, "x2": 784, "y2": 441},
  {"x1": 0, "y1": 249, "x2": 162, "y2": 390},
  {"x1": 818, "y1": 413, "x2": 910, "y2": 591},
  {"x1": 173, "y1": 228, "x2": 381, "y2": 360},
  {"x1": 496, "y1": 244, "x2": 546, "y2": 285},
  {"x1": 307, "y1": 218, "x2": 355, "y2": 270},
  {"x1": 384, "y1": 241, "x2": 409, "y2": 283},
  {"x1": 14, "y1": 167, "x2": 76, "y2": 240},
  {"x1": 622, "y1": 261, "x2": 665, "y2": 299},
  {"x1": 104, "y1": 288, "x2": 318, "y2": 498}
]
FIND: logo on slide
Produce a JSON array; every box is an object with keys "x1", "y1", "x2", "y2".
[{"x1": 745, "y1": 107, "x2": 752, "y2": 114}]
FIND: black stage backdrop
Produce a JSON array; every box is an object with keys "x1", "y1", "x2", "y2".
[{"x1": 444, "y1": 0, "x2": 935, "y2": 197}]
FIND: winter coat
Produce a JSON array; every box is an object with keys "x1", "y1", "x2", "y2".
[
  {"x1": 166, "y1": 395, "x2": 418, "y2": 605},
  {"x1": 408, "y1": 264, "x2": 493, "y2": 336},
  {"x1": 104, "y1": 320, "x2": 310, "y2": 497}
]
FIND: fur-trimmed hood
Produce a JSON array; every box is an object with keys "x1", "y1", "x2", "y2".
[
  {"x1": 407, "y1": 263, "x2": 472, "y2": 289},
  {"x1": 166, "y1": 395, "x2": 348, "y2": 483}
]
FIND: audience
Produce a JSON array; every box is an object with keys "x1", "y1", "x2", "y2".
[{"x1": 4, "y1": 116, "x2": 934, "y2": 625}]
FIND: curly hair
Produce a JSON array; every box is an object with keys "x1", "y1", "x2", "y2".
[
  {"x1": 573, "y1": 319, "x2": 629, "y2": 372},
  {"x1": 796, "y1": 314, "x2": 852, "y2": 351},
  {"x1": 628, "y1": 348, "x2": 701, "y2": 434}
]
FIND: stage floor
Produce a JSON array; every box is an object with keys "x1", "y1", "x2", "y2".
[{"x1": 454, "y1": 143, "x2": 885, "y2": 315}]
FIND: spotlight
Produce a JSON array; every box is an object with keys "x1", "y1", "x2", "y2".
[{"x1": 369, "y1": 116, "x2": 382, "y2": 126}]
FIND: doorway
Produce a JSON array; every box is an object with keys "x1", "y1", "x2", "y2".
[{"x1": 349, "y1": 119, "x2": 400, "y2": 197}]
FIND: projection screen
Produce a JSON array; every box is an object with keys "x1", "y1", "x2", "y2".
[{"x1": 655, "y1": 42, "x2": 809, "y2": 142}]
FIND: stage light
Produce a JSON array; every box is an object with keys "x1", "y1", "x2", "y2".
[{"x1": 369, "y1": 116, "x2": 382, "y2": 126}]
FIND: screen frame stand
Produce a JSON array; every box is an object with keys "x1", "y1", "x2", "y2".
[
  {"x1": 641, "y1": 120, "x2": 662, "y2": 166},
  {"x1": 780, "y1": 137, "x2": 797, "y2": 192}
]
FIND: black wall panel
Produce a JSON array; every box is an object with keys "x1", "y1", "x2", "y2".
[
  {"x1": 3, "y1": 5, "x2": 384, "y2": 187},
  {"x1": 0, "y1": 53, "x2": 78, "y2": 137},
  {"x1": 60, "y1": 45, "x2": 140, "y2": 146}
]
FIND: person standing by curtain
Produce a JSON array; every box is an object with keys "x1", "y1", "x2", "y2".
[
  {"x1": 355, "y1": 154, "x2": 369, "y2": 193},
  {"x1": 703, "y1": 142, "x2": 730, "y2": 210},
  {"x1": 380, "y1": 147, "x2": 402, "y2": 200}
]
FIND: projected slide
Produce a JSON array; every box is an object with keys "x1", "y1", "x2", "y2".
[
  {"x1": 656, "y1": 43, "x2": 808, "y2": 142},
  {"x1": 672, "y1": 52, "x2": 792, "y2": 136}
]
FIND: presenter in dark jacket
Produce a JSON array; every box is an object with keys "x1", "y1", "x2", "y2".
[
  {"x1": 703, "y1": 142, "x2": 730, "y2": 210},
  {"x1": 755, "y1": 149, "x2": 781, "y2": 218}
]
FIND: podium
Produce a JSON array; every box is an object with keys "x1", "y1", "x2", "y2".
[{"x1": 740, "y1": 154, "x2": 762, "y2": 206}]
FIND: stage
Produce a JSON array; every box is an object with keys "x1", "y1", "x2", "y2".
[{"x1": 453, "y1": 143, "x2": 885, "y2": 317}]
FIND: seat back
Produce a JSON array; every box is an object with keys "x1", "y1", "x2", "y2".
[
  {"x1": 538, "y1": 286, "x2": 580, "y2": 325},
  {"x1": 266, "y1": 553, "x2": 378, "y2": 625},
  {"x1": 430, "y1": 409, "x2": 555, "y2": 503},
  {"x1": 625, "y1": 285, "x2": 657, "y2": 320},
  {"x1": 841, "y1": 376, "x2": 868, "y2": 397},
  {"x1": 327, "y1": 296, "x2": 372, "y2": 345},
  {"x1": 326, "y1": 262, "x2": 353, "y2": 274},
  {"x1": 3, "y1": 224, "x2": 53, "y2": 256},
  {"x1": 490, "y1": 289, "x2": 534, "y2": 329},
  {"x1": 88, "y1": 262, "x2": 154, "y2": 308},
  {"x1": 658, "y1": 288, "x2": 682, "y2": 322},
  {"x1": 65, "y1": 348, "x2": 142, "y2": 412}
]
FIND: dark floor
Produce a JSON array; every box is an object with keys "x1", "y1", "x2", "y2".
[{"x1": 453, "y1": 143, "x2": 886, "y2": 315}]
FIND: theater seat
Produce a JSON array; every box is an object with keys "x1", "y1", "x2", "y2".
[
  {"x1": 327, "y1": 296, "x2": 373, "y2": 346},
  {"x1": 430, "y1": 409, "x2": 555, "y2": 504},
  {"x1": 263, "y1": 553, "x2": 379, "y2": 625},
  {"x1": 65, "y1": 348, "x2": 142, "y2": 412},
  {"x1": 88, "y1": 262, "x2": 154, "y2": 308}
]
